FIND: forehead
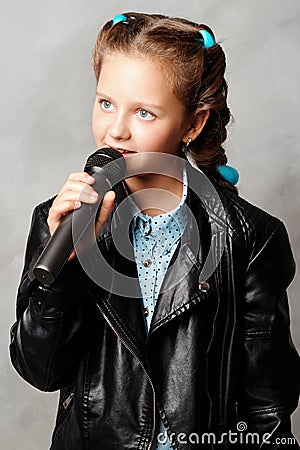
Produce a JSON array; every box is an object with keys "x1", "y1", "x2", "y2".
[{"x1": 98, "y1": 53, "x2": 183, "y2": 108}]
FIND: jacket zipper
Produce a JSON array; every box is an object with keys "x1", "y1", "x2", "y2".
[
  {"x1": 205, "y1": 271, "x2": 221, "y2": 450},
  {"x1": 63, "y1": 392, "x2": 74, "y2": 410},
  {"x1": 235, "y1": 401, "x2": 239, "y2": 421},
  {"x1": 95, "y1": 303, "x2": 156, "y2": 450}
]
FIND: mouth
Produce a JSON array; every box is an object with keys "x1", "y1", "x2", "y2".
[
  {"x1": 119, "y1": 149, "x2": 137, "y2": 155},
  {"x1": 118, "y1": 150, "x2": 138, "y2": 156},
  {"x1": 108, "y1": 146, "x2": 137, "y2": 155}
]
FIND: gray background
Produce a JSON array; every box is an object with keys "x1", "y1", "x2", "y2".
[{"x1": 1, "y1": 0, "x2": 299, "y2": 448}]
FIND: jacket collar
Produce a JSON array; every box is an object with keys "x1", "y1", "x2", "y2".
[{"x1": 91, "y1": 162, "x2": 226, "y2": 357}]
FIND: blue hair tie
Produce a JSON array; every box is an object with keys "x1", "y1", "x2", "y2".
[
  {"x1": 198, "y1": 29, "x2": 215, "y2": 48},
  {"x1": 112, "y1": 14, "x2": 128, "y2": 25},
  {"x1": 217, "y1": 164, "x2": 239, "y2": 185}
]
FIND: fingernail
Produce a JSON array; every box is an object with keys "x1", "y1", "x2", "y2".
[
  {"x1": 87, "y1": 176, "x2": 94, "y2": 184},
  {"x1": 90, "y1": 192, "x2": 98, "y2": 200},
  {"x1": 74, "y1": 201, "x2": 81, "y2": 208}
]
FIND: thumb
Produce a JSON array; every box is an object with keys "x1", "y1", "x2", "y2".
[{"x1": 95, "y1": 190, "x2": 116, "y2": 237}]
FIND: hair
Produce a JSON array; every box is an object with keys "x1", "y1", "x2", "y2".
[{"x1": 93, "y1": 12, "x2": 238, "y2": 194}]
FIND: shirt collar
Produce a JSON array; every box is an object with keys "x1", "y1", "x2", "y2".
[{"x1": 132, "y1": 166, "x2": 188, "y2": 237}]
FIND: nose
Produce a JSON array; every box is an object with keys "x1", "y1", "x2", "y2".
[{"x1": 109, "y1": 112, "x2": 131, "y2": 141}]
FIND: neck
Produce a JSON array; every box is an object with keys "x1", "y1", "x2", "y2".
[{"x1": 124, "y1": 172, "x2": 183, "y2": 217}]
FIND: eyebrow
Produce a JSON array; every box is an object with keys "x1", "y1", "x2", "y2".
[{"x1": 96, "y1": 92, "x2": 165, "y2": 112}]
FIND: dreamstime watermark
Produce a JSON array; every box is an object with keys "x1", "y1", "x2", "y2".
[
  {"x1": 157, "y1": 421, "x2": 296, "y2": 446},
  {"x1": 73, "y1": 152, "x2": 227, "y2": 296}
]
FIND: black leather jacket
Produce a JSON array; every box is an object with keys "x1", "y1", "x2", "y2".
[{"x1": 10, "y1": 165, "x2": 300, "y2": 449}]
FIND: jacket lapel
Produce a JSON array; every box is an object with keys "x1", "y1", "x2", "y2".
[
  {"x1": 148, "y1": 165, "x2": 227, "y2": 333},
  {"x1": 148, "y1": 186, "x2": 214, "y2": 334},
  {"x1": 92, "y1": 167, "x2": 226, "y2": 356}
]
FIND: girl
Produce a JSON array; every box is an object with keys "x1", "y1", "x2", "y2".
[{"x1": 10, "y1": 12, "x2": 300, "y2": 450}]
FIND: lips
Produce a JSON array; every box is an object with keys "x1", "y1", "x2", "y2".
[
  {"x1": 108, "y1": 146, "x2": 137, "y2": 155},
  {"x1": 118, "y1": 148, "x2": 137, "y2": 154}
]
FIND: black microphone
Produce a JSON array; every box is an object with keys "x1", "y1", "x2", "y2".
[{"x1": 32, "y1": 148, "x2": 126, "y2": 287}]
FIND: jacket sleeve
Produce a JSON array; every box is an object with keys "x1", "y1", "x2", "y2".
[
  {"x1": 240, "y1": 219, "x2": 300, "y2": 448},
  {"x1": 9, "y1": 202, "x2": 90, "y2": 392}
]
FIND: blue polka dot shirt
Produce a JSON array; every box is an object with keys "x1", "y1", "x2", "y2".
[{"x1": 130, "y1": 168, "x2": 188, "y2": 449}]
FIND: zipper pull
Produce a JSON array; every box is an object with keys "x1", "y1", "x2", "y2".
[
  {"x1": 235, "y1": 401, "x2": 239, "y2": 420},
  {"x1": 63, "y1": 393, "x2": 74, "y2": 410}
]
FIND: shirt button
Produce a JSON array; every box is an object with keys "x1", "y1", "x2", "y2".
[
  {"x1": 143, "y1": 307, "x2": 149, "y2": 317},
  {"x1": 143, "y1": 259, "x2": 152, "y2": 268},
  {"x1": 199, "y1": 281, "x2": 210, "y2": 292}
]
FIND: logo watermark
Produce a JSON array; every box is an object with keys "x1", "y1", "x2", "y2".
[{"x1": 157, "y1": 421, "x2": 296, "y2": 446}]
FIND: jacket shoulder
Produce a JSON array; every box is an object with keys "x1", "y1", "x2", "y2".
[
  {"x1": 187, "y1": 164, "x2": 283, "y2": 250},
  {"x1": 215, "y1": 185, "x2": 286, "y2": 260}
]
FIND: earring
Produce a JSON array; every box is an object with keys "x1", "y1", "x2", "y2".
[
  {"x1": 181, "y1": 137, "x2": 192, "y2": 157},
  {"x1": 185, "y1": 137, "x2": 192, "y2": 147}
]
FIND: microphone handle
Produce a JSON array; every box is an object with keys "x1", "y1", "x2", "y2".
[{"x1": 33, "y1": 171, "x2": 111, "y2": 287}]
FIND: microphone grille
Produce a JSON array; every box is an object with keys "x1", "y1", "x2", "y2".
[{"x1": 84, "y1": 148, "x2": 126, "y2": 182}]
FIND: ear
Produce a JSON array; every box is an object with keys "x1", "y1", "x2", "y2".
[{"x1": 182, "y1": 110, "x2": 210, "y2": 143}]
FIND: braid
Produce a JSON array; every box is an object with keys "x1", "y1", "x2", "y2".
[{"x1": 188, "y1": 43, "x2": 238, "y2": 194}]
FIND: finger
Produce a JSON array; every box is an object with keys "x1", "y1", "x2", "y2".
[
  {"x1": 47, "y1": 200, "x2": 82, "y2": 235},
  {"x1": 58, "y1": 188, "x2": 99, "y2": 205},
  {"x1": 68, "y1": 249, "x2": 77, "y2": 262},
  {"x1": 67, "y1": 172, "x2": 95, "y2": 185},
  {"x1": 95, "y1": 191, "x2": 116, "y2": 237},
  {"x1": 58, "y1": 180, "x2": 98, "y2": 199},
  {"x1": 50, "y1": 199, "x2": 83, "y2": 219},
  {"x1": 100, "y1": 191, "x2": 116, "y2": 220},
  {"x1": 48, "y1": 184, "x2": 100, "y2": 235}
]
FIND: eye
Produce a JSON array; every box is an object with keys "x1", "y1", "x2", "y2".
[
  {"x1": 99, "y1": 100, "x2": 115, "y2": 112},
  {"x1": 137, "y1": 109, "x2": 155, "y2": 121}
]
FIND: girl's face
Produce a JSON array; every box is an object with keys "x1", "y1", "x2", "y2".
[{"x1": 92, "y1": 53, "x2": 191, "y2": 157}]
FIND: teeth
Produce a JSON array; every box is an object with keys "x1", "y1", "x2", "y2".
[{"x1": 118, "y1": 149, "x2": 135, "y2": 154}]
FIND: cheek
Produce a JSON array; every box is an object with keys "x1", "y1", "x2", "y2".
[
  {"x1": 92, "y1": 108, "x2": 105, "y2": 143},
  {"x1": 92, "y1": 122, "x2": 100, "y2": 144},
  {"x1": 91, "y1": 105, "x2": 98, "y2": 136},
  {"x1": 149, "y1": 124, "x2": 183, "y2": 147}
]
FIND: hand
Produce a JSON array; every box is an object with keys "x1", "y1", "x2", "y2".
[{"x1": 47, "y1": 172, "x2": 115, "y2": 261}]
